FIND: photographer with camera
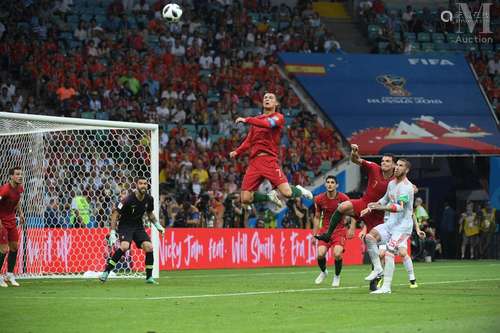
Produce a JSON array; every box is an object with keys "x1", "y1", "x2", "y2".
[
  {"x1": 223, "y1": 192, "x2": 244, "y2": 228},
  {"x1": 173, "y1": 192, "x2": 200, "y2": 228}
]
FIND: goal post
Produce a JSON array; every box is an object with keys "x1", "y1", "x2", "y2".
[{"x1": 0, "y1": 112, "x2": 160, "y2": 279}]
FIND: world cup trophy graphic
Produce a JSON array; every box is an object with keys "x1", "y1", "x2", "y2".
[{"x1": 377, "y1": 74, "x2": 411, "y2": 96}]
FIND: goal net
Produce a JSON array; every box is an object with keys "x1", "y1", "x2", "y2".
[{"x1": 0, "y1": 112, "x2": 159, "y2": 279}]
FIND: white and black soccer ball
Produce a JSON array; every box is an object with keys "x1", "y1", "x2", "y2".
[{"x1": 162, "y1": 3, "x2": 183, "y2": 22}]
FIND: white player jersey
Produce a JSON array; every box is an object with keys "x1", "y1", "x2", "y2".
[{"x1": 377, "y1": 178, "x2": 414, "y2": 234}]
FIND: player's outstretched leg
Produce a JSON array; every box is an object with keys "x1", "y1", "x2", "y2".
[
  {"x1": 100, "y1": 246, "x2": 127, "y2": 282},
  {"x1": 241, "y1": 191, "x2": 283, "y2": 208},
  {"x1": 314, "y1": 202, "x2": 353, "y2": 242},
  {"x1": 278, "y1": 183, "x2": 313, "y2": 200}
]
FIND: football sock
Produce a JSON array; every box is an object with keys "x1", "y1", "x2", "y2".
[
  {"x1": 403, "y1": 255, "x2": 415, "y2": 281},
  {"x1": 7, "y1": 251, "x2": 17, "y2": 272},
  {"x1": 323, "y1": 210, "x2": 342, "y2": 238},
  {"x1": 366, "y1": 235, "x2": 383, "y2": 272},
  {"x1": 252, "y1": 192, "x2": 270, "y2": 203},
  {"x1": 146, "y1": 252, "x2": 154, "y2": 279},
  {"x1": 290, "y1": 186, "x2": 303, "y2": 198},
  {"x1": 318, "y1": 257, "x2": 327, "y2": 272},
  {"x1": 335, "y1": 259, "x2": 343, "y2": 276},
  {"x1": 381, "y1": 252, "x2": 395, "y2": 290},
  {"x1": 106, "y1": 248, "x2": 125, "y2": 272}
]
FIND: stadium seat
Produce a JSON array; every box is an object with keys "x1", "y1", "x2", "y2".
[
  {"x1": 446, "y1": 33, "x2": 458, "y2": 43},
  {"x1": 421, "y1": 42, "x2": 435, "y2": 52},
  {"x1": 81, "y1": 111, "x2": 96, "y2": 119},
  {"x1": 96, "y1": 112, "x2": 109, "y2": 121},
  {"x1": 417, "y1": 32, "x2": 431, "y2": 42},
  {"x1": 434, "y1": 43, "x2": 449, "y2": 52},
  {"x1": 319, "y1": 161, "x2": 332, "y2": 174},
  {"x1": 432, "y1": 33, "x2": 445, "y2": 42},
  {"x1": 403, "y1": 32, "x2": 416, "y2": 42},
  {"x1": 368, "y1": 25, "x2": 381, "y2": 40},
  {"x1": 378, "y1": 42, "x2": 389, "y2": 53}
]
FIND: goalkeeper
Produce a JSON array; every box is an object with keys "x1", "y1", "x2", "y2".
[{"x1": 100, "y1": 177, "x2": 165, "y2": 284}]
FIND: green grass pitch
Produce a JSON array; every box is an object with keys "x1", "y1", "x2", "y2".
[{"x1": 1, "y1": 260, "x2": 499, "y2": 333}]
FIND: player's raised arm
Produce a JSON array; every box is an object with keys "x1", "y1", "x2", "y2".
[
  {"x1": 230, "y1": 127, "x2": 253, "y2": 158},
  {"x1": 237, "y1": 113, "x2": 285, "y2": 129},
  {"x1": 350, "y1": 144, "x2": 363, "y2": 165}
]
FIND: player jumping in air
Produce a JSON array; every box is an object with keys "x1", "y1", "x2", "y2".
[
  {"x1": 313, "y1": 175, "x2": 355, "y2": 287},
  {"x1": 361, "y1": 159, "x2": 414, "y2": 294},
  {"x1": 314, "y1": 145, "x2": 394, "y2": 284},
  {"x1": 0, "y1": 167, "x2": 25, "y2": 287},
  {"x1": 229, "y1": 92, "x2": 312, "y2": 208},
  {"x1": 100, "y1": 177, "x2": 165, "y2": 284}
]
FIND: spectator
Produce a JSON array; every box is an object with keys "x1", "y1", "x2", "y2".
[
  {"x1": 74, "y1": 21, "x2": 89, "y2": 42},
  {"x1": 70, "y1": 191, "x2": 92, "y2": 228},
  {"x1": 0, "y1": 86, "x2": 11, "y2": 107},
  {"x1": 89, "y1": 91, "x2": 102, "y2": 112},
  {"x1": 44, "y1": 198, "x2": 64, "y2": 228},
  {"x1": 487, "y1": 53, "x2": 500, "y2": 78},
  {"x1": 479, "y1": 202, "x2": 496, "y2": 259},
  {"x1": 173, "y1": 194, "x2": 200, "y2": 227},
  {"x1": 191, "y1": 159, "x2": 209, "y2": 184},
  {"x1": 459, "y1": 202, "x2": 480, "y2": 259},
  {"x1": 196, "y1": 127, "x2": 212, "y2": 151},
  {"x1": 439, "y1": 202, "x2": 457, "y2": 259},
  {"x1": 414, "y1": 197, "x2": 429, "y2": 228}
]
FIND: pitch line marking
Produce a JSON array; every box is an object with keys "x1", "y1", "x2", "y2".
[{"x1": 9, "y1": 278, "x2": 500, "y2": 301}]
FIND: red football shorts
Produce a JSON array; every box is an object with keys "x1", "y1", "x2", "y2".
[
  {"x1": 241, "y1": 155, "x2": 288, "y2": 192},
  {"x1": 350, "y1": 198, "x2": 384, "y2": 232},
  {"x1": 318, "y1": 226, "x2": 346, "y2": 249},
  {"x1": 0, "y1": 224, "x2": 19, "y2": 244}
]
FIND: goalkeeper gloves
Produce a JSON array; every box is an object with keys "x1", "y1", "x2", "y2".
[
  {"x1": 108, "y1": 230, "x2": 118, "y2": 246},
  {"x1": 153, "y1": 221, "x2": 165, "y2": 234}
]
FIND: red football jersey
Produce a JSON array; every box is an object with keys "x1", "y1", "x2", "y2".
[
  {"x1": 361, "y1": 160, "x2": 393, "y2": 203},
  {"x1": 0, "y1": 182, "x2": 23, "y2": 226},
  {"x1": 314, "y1": 191, "x2": 350, "y2": 229},
  {"x1": 234, "y1": 112, "x2": 284, "y2": 160}
]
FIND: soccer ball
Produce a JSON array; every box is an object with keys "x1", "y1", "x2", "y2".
[{"x1": 162, "y1": 3, "x2": 183, "y2": 22}]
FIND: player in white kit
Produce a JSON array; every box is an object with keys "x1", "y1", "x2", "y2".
[{"x1": 361, "y1": 159, "x2": 414, "y2": 294}]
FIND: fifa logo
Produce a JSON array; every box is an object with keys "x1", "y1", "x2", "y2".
[
  {"x1": 441, "y1": 3, "x2": 492, "y2": 34},
  {"x1": 377, "y1": 75, "x2": 411, "y2": 97}
]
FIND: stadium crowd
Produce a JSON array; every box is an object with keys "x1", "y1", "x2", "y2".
[
  {"x1": 0, "y1": 0, "x2": 344, "y2": 229},
  {"x1": 358, "y1": 0, "x2": 500, "y2": 119}
]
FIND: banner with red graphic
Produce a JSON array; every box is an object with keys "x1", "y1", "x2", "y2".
[
  {"x1": 7, "y1": 228, "x2": 370, "y2": 274},
  {"x1": 157, "y1": 229, "x2": 364, "y2": 270}
]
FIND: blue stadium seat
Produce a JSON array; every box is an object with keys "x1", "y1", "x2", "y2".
[
  {"x1": 81, "y1": 111, "x2": 96, "y2": 119},
  {"x1": 417, "y1": 32, "x2": 431, "y2": 42},
  {"x1": 368, "y1": 25, "x2": 380, "y2": 40},
  {"x1": 96, "y1": 112, "x2": 109, "y2": 120},
  {"x1": 378, "y1": 42, "x2": 389, "y2": 53},
  {"x1": 446, "y1": 33, "x2": 458, "y2": 43},
  {"x1": 432, "y1": 33, "x2": 445, "y2": 42},
  {"x1": 403, "y1": 32, "x2": 416, "y2": 42},
  {"x1": 421, "y1": 42, "x2": 434, "y2": 52},
  {"x1": 434, "y1": 42, "x2": 449, "y2": 52}
]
